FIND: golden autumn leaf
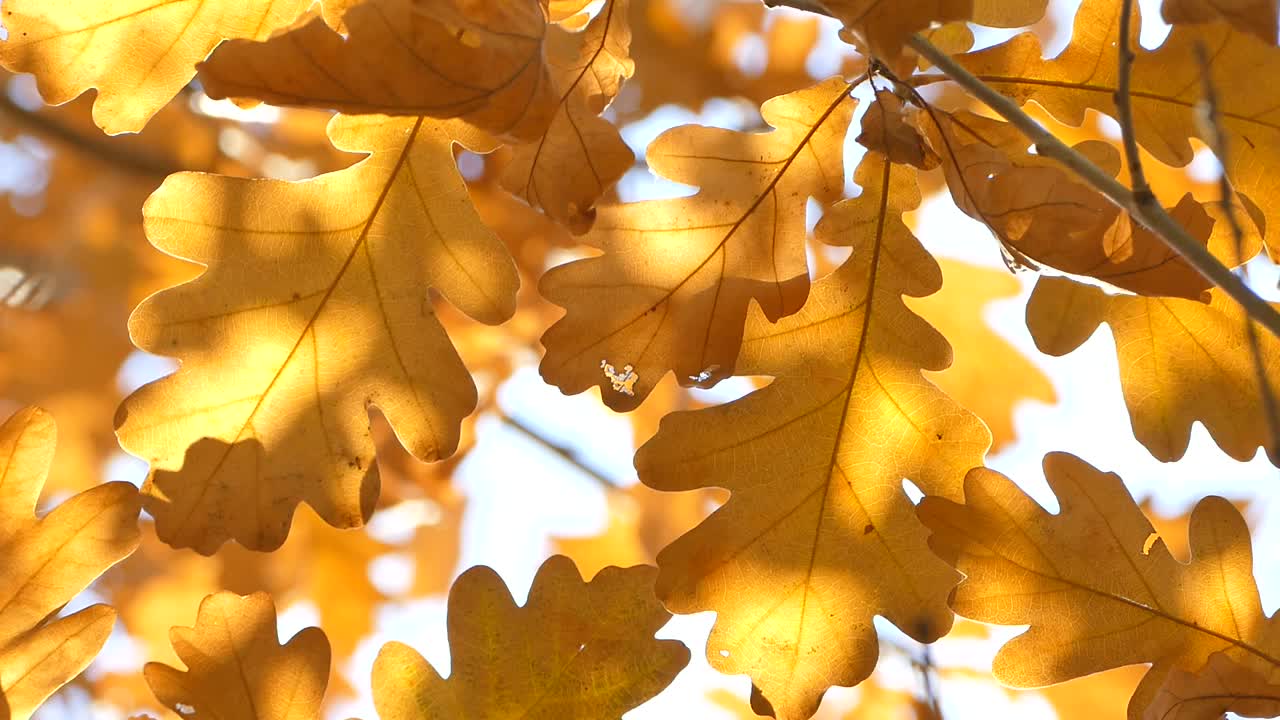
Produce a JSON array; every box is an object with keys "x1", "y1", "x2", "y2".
[
  {"x1": 0, "y1": 407, "x2": 141, "y2": 720},
  {"x1": 815, "y1": 0, "x2": 1046, "y2": 61},
  {"x1": 907, "y1": 259, "x2": 1055, "y2": 452},
  {"x1": 1026, "y1": 276, "x2": 1280, "y2": 464},
  {"x1": 115, "y1": 114, "x2": 519, "y2": 554},
  {"x1": 857, "y1": 90, "x2": 940, "y2": 170},
  {"x1": 937, "y1": 0, "x2": 1280, "y2": 253},
  {"x1": 927, "y1": 110, "x2": 1232, "y2": 299},
  {"x1": 1147, "y1": 652, "x2": 1280, "y2": 720},
  {"x1": 634, "y1": 151, "x2": 990, "y2": 719},
  {"x1": 918, "y1": 453, "x2": 1280, "y2": 719},
  {"x1": 540, "y1": 77, "x2": 856, "y2": 410},
  {"x1": 371, "y1": 555, "x2": 688, "y2": 718},
  {"x1": 144, "y1": 592, "x2": 331, "y2": 720},
  {"x1": 501, "y1": 0, "x2": 635, "y2": 233},
  {"x1": 0, "y1": 0, "x2": 311, "y2": 134},
  {"x1": 1161, "y1": 0, "x2": 1278, "y2": 46},
  {"x1": 197, "y1": 0, "x2": 558, "y2": 142}
]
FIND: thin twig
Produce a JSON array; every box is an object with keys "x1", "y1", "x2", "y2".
[
  {"x1": 904, "y1": 32, "x2": 1280, "y2": 340},
  {"x1": 0, "y1": 91, "x2": 178, "y2": 178},
  {"x1": 1193, "y1": 42, "x2": 1280, "y2": 462},
  {"x1": 496, "y1": 409, "x2": 618, "y2": 489},
  {"x1": 919, "y1": 643, "x2": 944, "y2": 719},
  {"x1": 1114, "y1": 0, "x2": 1153, "y2": 203},
  {"x1": 758, "y1": 0, "x2": 1280, "y2": 339}
]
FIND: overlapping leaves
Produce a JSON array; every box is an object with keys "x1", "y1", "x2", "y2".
[
  {"x1": 0, "y1": 407, "x2": 140, "y2": 720},
  {"x1": 919, "y1": 453, "x2": 1280, "y2": 719},
  {"x1": 635, "y1": 148, "x2": 990, "y2": 719},
  {"x1": 540, "y1": 77, "x2": 856, "y2": 410}
]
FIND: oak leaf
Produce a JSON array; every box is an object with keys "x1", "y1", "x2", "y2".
[
  {"x1": 539, "y1": 77, "x2": 856, "y2": 410},
  {"x1": 371, "y1": 555, "x2": 688, "y2": 719},
  {"x1": 820, "y1": 0, "x2": 1046, "y2": 61},
  {"x1": 115, "y1": 114, "x2": 518, "y2": 554},
  {"x1": 144, "y1": 592, "x2": 331, "y2": 720},
  {"x1": 634, "y1": 151, "x2": 990, "y2": 719},
  {"x1": 1026, "y1": 276, "x2": 1280, "y2": 464},
  {"x1": 0, "y1": 407, "x2": 141, "y2": 720},
  {"x1": 0, "y1": 0, "x2": 312, "y2": 134},
  {"x1": 918, "y1": 453, "x2": 1280, "y2": 719},
  {"x1": 941, "y1": 0, "x2": 1280, "y2": 252},
  {"x1": 197, "y1": 0, "x2": 557, "y2": 142},
  {"x1": 1147, "y1": 652, "x2": 1280, "y2": 720},
  {"x1": 501, "y1": 0, "x2": 636, "y2": 232},
  {"x1": 1161, "y1": 0, "x2": 1278, "y2": 46},
  {"x1": 928, "y1": 111, "x2": 1225, "y2": 299},
  {"x1": 907, "y1": 258, "x2": 1055, "y2": 452}
]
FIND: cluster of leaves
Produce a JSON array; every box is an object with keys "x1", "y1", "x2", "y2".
[{"x1": 2, "y1": 0, "x2": 1280, "y2": 718}]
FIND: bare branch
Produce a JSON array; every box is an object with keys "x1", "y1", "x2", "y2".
[
  {"x1": 905, "y1": 32, "x2": 1280, "y2": 341},
  {"x1": 495, "y1": 409, "x2": 619, "y2": 489},
  {"x1": 0, "y1": 91, "x2": 178, "y2": 179},
  {"x1": 1114, "y1": 0, "x2": 1154, "y2": 203},
  {"x1": 1193, "y1": 41, "x2": 1280, "y2": 462}
]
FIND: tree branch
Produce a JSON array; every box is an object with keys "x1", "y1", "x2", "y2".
[
  {"x1": 1114, "y1": 0, "x2": 1153, "y2": 202},
  {"x1": 906, "y1": 32, "x2": 1280, "y2": 340},
  {"x1": 496, "y1": 409, "x2": 619, "y2": 489},
  {"x1": 1193, "y1": 42, "x2": 1280, "y2": 462},
  {"x1": 759, "y1": 0, "x2": 1280, "y2": 339},
  {"x1": 0, "y1": 92, "x2": 178, "y2": 179}
]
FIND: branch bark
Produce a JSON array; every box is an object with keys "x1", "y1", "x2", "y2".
[
  {"x1": 905, "y1": 32, "x2": 1280, "y2": 340},
  {"x1": 0, "y1": 92, "x2": 178, "y2": 179},
  {"x1": 759, "y1": 0, "x2": 1280, "y2": 339},
  {"x1": 1114, "y1": 0, "x2": 1153, "y2": 202}
]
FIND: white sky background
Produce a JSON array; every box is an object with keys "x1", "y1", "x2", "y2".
[{"x1": 22, "y1": 0, "x2": 1280, "y2": 717}]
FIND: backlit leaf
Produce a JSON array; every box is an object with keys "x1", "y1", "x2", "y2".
[
  {"x1": 144, "y1": 592, "x2": 331, "y2": 720},
  {"x1": 540, "y1": 77, "x2": 856, "y2": 410},
  {"x1": 371, "y1": 555, "x2": 688, "y2": 719},
  {"x1": 197, "y1": 0, "x2": 558, "y2": 142},
  {"x1": 918, "y1": 453, "x2": 1280, "y2": 719},
  {"x1": 0, "y1": 0, "x2": 311, "y2": 134},
  {"x1": 1026, "y1": 276, "x2": 1280, "y2": 464},
  {"x1": 115, "y1": 114, "x2": 519, "y2": 554},
  {"x1": 634, "y1": 151, "x2": 990, "y2": 719},
  {"x1": 0, "y1": 407, "x2": 141, "y2": 720},
  {"x1": 501, "y1": 0, "x2": 636, "y2": 232}
]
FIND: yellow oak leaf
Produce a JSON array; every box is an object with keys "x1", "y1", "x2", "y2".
[
  {"x1": 501, "y1": 0, "x2": 636, "y2": 233},
  {"x1": 0, "y1": 407, "x2": 141, "y2": 720},
  {"x1": 371, "y1": 555, "x2": 688, "y2": 719},
  {"x1": 1026, "y1": 276, "x2": 1280, "y2": 464},
  {"x1": 0, "y1": 0, "x2": 312, "y2": 134},
  {"x1": 115, "y1": 114, "x2": 519, "y2": 554},
  {"x1": 1162, "y1": 0, "x2": 1278, "y2": 46},
  {"x1": 539, "y1": 77, "x2": 856, "y2": 410},
  {"x1": 144, "y1": 592, "x2": 331, "y2": 720},
  {"x1": 907, "y1": 259, "x2": 1056, "y2": 453},
  {"x1": 196, "y1": 0, "x2": 558, "y2": 142},
  {"x1": 634, "y1": 151, "x2": 990, "y2": 719},
  {"x1": 1147, "y1": 652, "x2": 1280, "y2": 720},
  {"x1": 857, "y1": 90, "x2": 940, "y2": 170},
  {"x1": 935, "y1": 0, "x2": 1280, "y2": 253},
  {"x1": 819, "y1": 0, "x2": 1045, "y2": 61},
  {"x1": 927, "y1": 111, "x2": 1236, "y2": 299},
  {"x1": 918, "y1": 453, "x2": 1280, "y2": 720}
]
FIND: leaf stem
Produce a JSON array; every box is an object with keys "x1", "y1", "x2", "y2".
[{"x1": 903, "y1": 32, "x2": 1280, "y2": 340}]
